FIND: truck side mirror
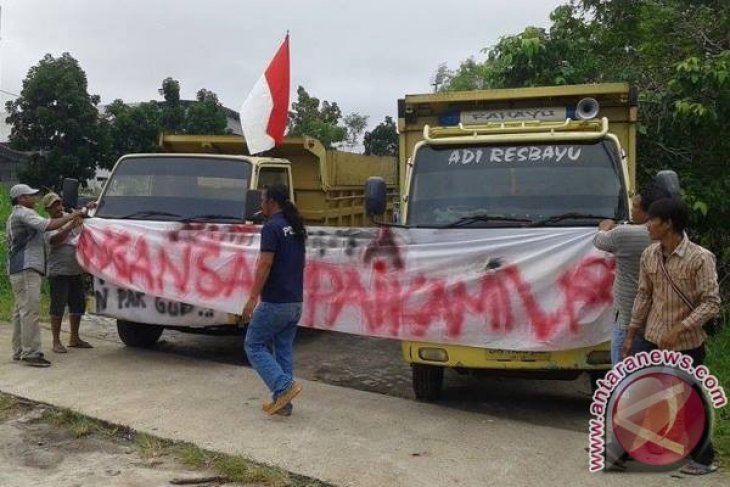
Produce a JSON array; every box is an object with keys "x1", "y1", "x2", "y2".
[
  {"x1": 245, "y1": 189, "x2": 264, "y2": 223},
  {"x1": 654, "y1": 170, "x2": 681, "y2": 198},
  {"x1": 364, "y1": 177, "x2": 387, "y2": 220},
  {"x1": 62, "y1": 178, "x2": 80, "y2": 210}
]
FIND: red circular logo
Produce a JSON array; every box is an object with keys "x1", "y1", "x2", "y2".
[{"x1": 611, "y1": 371, "x2": 707, "y2": 466}]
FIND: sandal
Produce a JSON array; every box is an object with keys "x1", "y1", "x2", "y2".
[
  {"x1": 264, "y1": 382, "x2": 302, "y2": 415},
  {"x1": 680, "y1": 461, "x2": 718, "y2": 475},
  {"x1": 68, "y1": 340, "x2": 94, "y2": 349}
]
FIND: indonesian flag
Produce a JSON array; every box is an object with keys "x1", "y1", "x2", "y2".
[{"x1": 240, "y1": 34, "x2": 290, "y2": 155}]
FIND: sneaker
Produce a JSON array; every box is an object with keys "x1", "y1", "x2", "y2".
[
  {"x1": 680, "y1": 461, "x2": 719, "y2": 476},
  {"x1": 21, "y1": 356, "x2": 51, "y2": 367},
  {"x1": 264, "y1": 382, "x2": 302, "y2": 416}
]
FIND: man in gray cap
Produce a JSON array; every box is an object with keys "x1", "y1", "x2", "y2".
[{"x1": 7, "y1": 184, "x2": 84, "y2": 367}]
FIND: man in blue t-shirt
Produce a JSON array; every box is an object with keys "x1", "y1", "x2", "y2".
[{"x1": 243, "y1": 184, "x2": 306, "y2": 416}]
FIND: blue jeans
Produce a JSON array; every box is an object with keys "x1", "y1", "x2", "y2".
[
  {"x1": 244, "y1": 302, "x2": 302, "y2": 398},
  {"x1": 611, "y1": 325, "x2": 642, "y2": 365}
]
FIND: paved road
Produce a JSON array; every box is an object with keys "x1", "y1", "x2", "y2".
[{"x1": 82, "y1": 314, "x2": 594, "y2": 434}]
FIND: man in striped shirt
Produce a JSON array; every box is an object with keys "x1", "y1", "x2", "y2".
[
  {"x1": 593, "y1": 185, "x2": 669, "y2": 365},
  {"x1": 625, "y1": 197, "x2": 720, "y2": 475}
]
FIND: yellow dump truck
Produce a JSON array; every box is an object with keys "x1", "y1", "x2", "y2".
[
  {"x1": 375, "y1": 83, "x2": 641, "y2": 399},
  {"x1": 159, "y1": 134, "x2": 398, "y2": 226},
  {"x1": 74, "y1": 135, "x2": 397, "y2": 347}
]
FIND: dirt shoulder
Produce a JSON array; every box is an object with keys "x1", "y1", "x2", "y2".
[{"x1": 0, "y1": 393, "x2": 328, "y2": 487}]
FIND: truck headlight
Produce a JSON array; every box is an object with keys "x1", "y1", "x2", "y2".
[{"x1": 418, "y1": 347, "x2": 449, "y2": 362}]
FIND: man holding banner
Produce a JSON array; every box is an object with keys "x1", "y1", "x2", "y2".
[
  {"x1": 593, "y1": 184, "x2": 669, "y2": 365},
  {"x1": 7, "y1": 184, "x2": 84, "y2": 367},
  {"x1": 43, "y1": 192, "x2": 94, "y2": 354}
]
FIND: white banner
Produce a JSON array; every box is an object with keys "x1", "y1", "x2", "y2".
[
  {"x1": 92, "y1": 277, "x2": 230, "y2": 327},
  {"x1": 77, "y1": 219, "x2": 616, "y2": 351}
]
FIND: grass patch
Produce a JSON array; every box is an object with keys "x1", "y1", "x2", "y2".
[
  {"x1": 0, "y1": 394, "x2": 19, "y2": 421},
  {"x1": 137, "y1": 434, "x2": 331, "y2": 485},
  {"x1": 215, "y1": 455, "x2": 290, "y2": 486},
  {"x1": 0, "y1": 394, "x2": 37, "y2": 421},
  {"x1": 173, "y1": 443, "x2": 306, "y2": 486},
  {"x1": 1, "y1": 184, "x2": 14, "y2": 321},
  {"x1": 175, "y1": 442, "x2": 209, "y2": 469},
  {"x1": 706, "y1": 304, "x2": 730, "y2": 463},
  {"x1": 0, "y1": 392, "x2": 17, "y2": 409},
  {"x1": 43, "y1": 408, "x2": 98, "y2": 438},
  {"x1": 133, "y1": 432, "x2": 171, "y2": 459}
]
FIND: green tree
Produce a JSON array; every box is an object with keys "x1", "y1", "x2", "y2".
[
  {"x1": 159, "y1": 77, "x2": 185, "y2": 133},
  {"x1": 101, "y1": 80, "x2": 229, "y2": 167},
  {"x1": 185, "y1": 88, "x2": 228, "y2": 134},
  {"x1": 342, "y1": 112, "x2": 369, "y2": 151},
  {"x1": 287, "y1": 86, "x2": 347, "y2": 148},
  {"x1": 440, "y1": 5, "x2": 603, "y2": 91},
  {"x1": 101, "y1": 99, "x2": 162, "y2": 169},
  {"x1": 441, "y1": 0, "x2": 730, "y2": 279},
  {"x1": 363, "y1": 116, "x2": 398, "y2": 157},
  {"x1": 570, "y1": 0, "x2": 729, "y2": 269},
  {"x1": 5, "y1": 53, "x2": 105, "y2": 189}
]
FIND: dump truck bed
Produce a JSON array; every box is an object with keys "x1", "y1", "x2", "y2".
[{"x1": 159, "y1": 134, "x2": 398, "y2": 226}]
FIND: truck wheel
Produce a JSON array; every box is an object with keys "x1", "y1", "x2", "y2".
[
  {"x1": 117, "y1": 320, "x2": 164, "y2": 348},
  {"x1": 412, "y1": 364, "x2": 444, "y2": 401}
]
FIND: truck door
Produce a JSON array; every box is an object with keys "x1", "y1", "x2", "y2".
[{"x1": 256, "y1": 165, "x2": 295, "y2": 202}]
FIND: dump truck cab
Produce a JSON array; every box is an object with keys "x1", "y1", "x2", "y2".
[
  {"x1": 395, "y1": 84, "x2": 638, "y2": 400},
  {"x1": 93, "y1": 152, "x2": 293, "y2": 224},
  {"x1": 80, "y1": 134, "x2": 398, "y2": 348},
  {"x1": 85, "y1": 151, "x2": 292, "y2": 346}
]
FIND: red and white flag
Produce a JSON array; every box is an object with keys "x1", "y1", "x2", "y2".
[{"x1": 240, "y1": 34, "x2": 290, "y2": 155}]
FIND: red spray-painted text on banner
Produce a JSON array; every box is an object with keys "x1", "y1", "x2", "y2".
[{"x1": 78, "y1": 219, "x2": 616, "y2": 351}]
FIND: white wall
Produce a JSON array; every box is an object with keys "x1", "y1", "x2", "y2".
[{"x1": 0, "y1": 109, "x2": 12, "y2": 142}]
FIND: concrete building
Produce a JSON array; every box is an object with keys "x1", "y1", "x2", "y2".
[{"x1": 0, "y1": 142, "x2": 29, "y2": 185}]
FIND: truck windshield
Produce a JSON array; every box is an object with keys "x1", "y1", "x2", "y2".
[
  {"x1": 408, "y1": 140, "x2": 626, "y2": 227},
  {"x1": 95, "y1": 156, "x2": 252, "y2": 222}
]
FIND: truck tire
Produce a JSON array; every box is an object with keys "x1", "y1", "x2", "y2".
[
  {"x1": 412, "y1": 364, "x2": 444, "y2": 401},
  {"x1": 117, "y1": 320, "x2": 164, "y2": 348}
]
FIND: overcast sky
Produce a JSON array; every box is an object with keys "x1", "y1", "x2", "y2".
[{"x1": 0, "y1": 0, "x2": 564, "y2": 130}]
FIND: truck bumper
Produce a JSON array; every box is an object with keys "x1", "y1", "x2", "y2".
[{"x1": 402, "y1": 340, "x2": 612, "y2": 371}]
